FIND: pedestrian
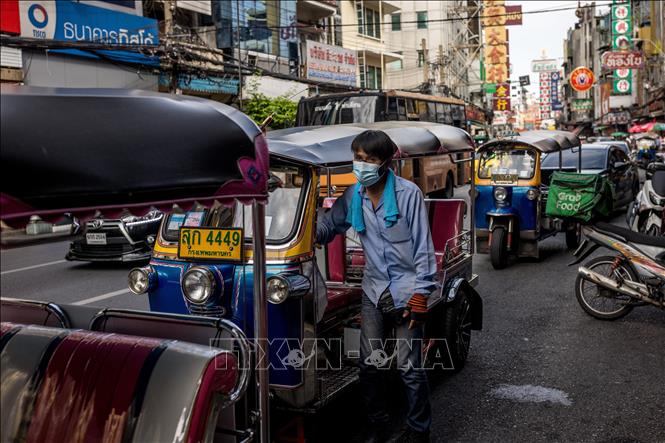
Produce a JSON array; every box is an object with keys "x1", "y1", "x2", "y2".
[{"x1": 317, "y1": 130, "x2": 437, "y2": 443}]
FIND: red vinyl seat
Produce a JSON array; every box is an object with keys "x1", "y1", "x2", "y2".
[
  {"x1": 428, "y1": 199, "x2": 466, "y2": 266},
  {"x1": 0, "y1": 322, "x2": 238, "y2": 443}
]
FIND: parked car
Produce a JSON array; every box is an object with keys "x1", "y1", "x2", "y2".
[
  {"x1": 66, "y1": 210, "x2": 163, "y2": 262},
  {"x1": 541, "y1": 144, "x2": 640, "y2": 210},
  {"x1": 596, "y1": 140, "x2": 631, "y2": 157}
]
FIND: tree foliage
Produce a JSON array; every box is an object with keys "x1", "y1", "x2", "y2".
[{"x1": 243, "y1": 75, "x2": 298, "y2": 130}]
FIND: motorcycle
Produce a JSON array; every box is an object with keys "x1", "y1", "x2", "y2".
[
  {"x1": 626, "y1": 163, "x2": 665, "y2": 236},
  {"x1": 571, "y1": 222, "x2": 665, "y2": 320}
]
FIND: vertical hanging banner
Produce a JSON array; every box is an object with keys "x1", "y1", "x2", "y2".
[
  {"x1": 482, "y1": 1, "x2": 522, "y2": 86},
  {"x1": 493, "y1": 83, "x2": 511, "y2": 111},
  {"x1": 550, "y1": 71, "x2": 563, "y2": 111},
  {"x1": 611, "y1": 0, "x2": 632, "y2": 95},
  {"x1": 539, "y1": 72, "x2": 551, "y2": 118}
]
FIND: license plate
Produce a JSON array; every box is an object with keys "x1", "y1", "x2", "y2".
[
  {"x1": 178, "y1": 227, "x2": 243, "y2": 261},
  {"x1": 86, "y1": 233, "x2": 107, "y2": 245}
]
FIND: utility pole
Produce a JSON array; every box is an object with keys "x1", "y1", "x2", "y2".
[
  {"x1": 164, "y1": 0, "x2": 178, "y2": 93},
  {"x1": 236, "y1": 1, "x2": 243, "y2": 110},
  {"x1": 438, "y1": 44, "x2": 445, "y2": 94},
  {"x1": 421, "y1": 38, "x2": 429, "y2": 85}
]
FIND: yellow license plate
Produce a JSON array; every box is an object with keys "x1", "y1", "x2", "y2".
[{"x1": 178, "y1": 227, "x2": 243, "y2": 261}]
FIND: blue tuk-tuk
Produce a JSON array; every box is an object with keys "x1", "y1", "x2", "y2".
[{"x1": 474, "y1": 130, "x2": 582, "y2": 269}]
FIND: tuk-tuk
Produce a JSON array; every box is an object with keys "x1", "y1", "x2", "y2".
[
  {"x1": 475, "y1": 130, "x2": 582, "y2": 269},
  {"x1": 0, "y1": 86, "x2": 267, "y2": 442},
  {"x1": 633, "y1": 133, "x2": 660, "y2": 167},
  {"x1": 136, "y1": 121, "x2": 483, "y2": 415}
]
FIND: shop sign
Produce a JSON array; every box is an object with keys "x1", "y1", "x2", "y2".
[
  {"x1": 570, "y1": 67, "x2": 595, "y2": 92},
  {"x1": 305, "y1": 40, "x2": 357, "y2": 87},
  {"x1": 613, "y1": 78, "x2": 632, "y2": 94},
  {"x1": 602, "y1": 111, "x2": 630, "y2": 125},
  {"x1": 612, "y1": 4, "x2": 631, "y2": 21},
  {"x1": 612, "y1": 18, "x2": 632, "y2": 36},
  {"x1": 18, "y1": 1, "x2": 158, "y2": 44},
  {"x1": 550, "y1": 71, "x2": 562, "y2": 110},
  {"x1": 601, "y1": 51, "x2": 644, "y2": 70},
  {"x1": 519, "y1": 75, "x2": 530, "y2": 86},
  {"x1": 531, "y1": 59, "x2": 558, "y2": 72},
  {"x1": 612, "y1": 34, "x2": 631, "y2": 50},
  {"x1": 493, "y1": 83, "x2": 511, "y2": 111},
  {"x1": 571, "y1": 99, "x2": 593, "y2": 112}
]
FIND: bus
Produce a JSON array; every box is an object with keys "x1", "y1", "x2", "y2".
[
  {"x1": 296, "y1": 90, "x2": 474, "y2": 197},
  {"x1": 296, "y1": 90, "x2": 467, "y2": 127}
]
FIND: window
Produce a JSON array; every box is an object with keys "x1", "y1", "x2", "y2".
[
  {"x1": 417, "y1": 49, "x2": 425, "y2": 67},
  {"x1": 304, "y1": 96, "x2": 379, "y2": 125},
  {"x1": 356, "y1": 1, "x2": 381, "y2": 38},
  {"x1": 365, "y1": 65, "x2": 382, "y2": 89},
  {"x1": 478, "y1": 149, "x2": 537, "y2": 180},
  {"x1": 417, "y1": 11, "x2": 428, "y2": 29},
  {"x1": 387, "y1": 51, "x2": 403, "y2": 70},
  {"x1": 392, "y1": 13, "x2": 401, "y2": 31}
]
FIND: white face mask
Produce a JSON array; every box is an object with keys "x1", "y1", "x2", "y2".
[{"x1": 353, "y1": 161, "x2": 384, "y2": 187}]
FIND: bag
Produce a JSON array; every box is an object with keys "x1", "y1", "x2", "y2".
[{"x1": 545, "y1": 171, "x2": 614, "y2": 222}]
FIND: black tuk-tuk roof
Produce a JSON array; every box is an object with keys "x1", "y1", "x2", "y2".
[
  {"x1": 0, "y1": 86, "x2": 267, "y2": 227},
  {"x1": 267, "y1": 121, "x2": 475, "y2": 167},
  {"x1": 481, "y1": 130, "x2": 581, "y2": 153}
]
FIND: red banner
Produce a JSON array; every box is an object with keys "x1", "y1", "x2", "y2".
[
  {"x1": 493, "y1": 83, "x2": 511, "y2": 111},
  {"x1": 0, "y1": 0, "x2": 20, "y2": 35},
  {"x1": 504, "y1": 5, "x2": 523, "y2": 25}
]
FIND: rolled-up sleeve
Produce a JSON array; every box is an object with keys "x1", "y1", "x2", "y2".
[
  {"x1": 316, "y1": 188, "x2": 352, "y2": 245},
  {"x1": 408, "y1": 189, "x2": 438, "y2": 296}
]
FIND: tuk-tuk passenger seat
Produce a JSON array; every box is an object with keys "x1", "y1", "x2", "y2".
[
  {"x1": 0, "y1": 322, "x2": 238, "y2": 443},
  {"x1": 427, "y1": 199, "x2": 466, "y2": 271}
]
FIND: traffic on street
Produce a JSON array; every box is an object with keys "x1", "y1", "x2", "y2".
[{"x1": 1, "y1": 1, "x2": 664, "y2": 443}]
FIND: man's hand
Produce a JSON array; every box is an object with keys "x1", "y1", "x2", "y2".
[
  {"x1": 405, "y1": 293, "x2": 428, "y2": 330},
  {"x1": 403, "y1": 309, "x2": 425, "y2": 330}
]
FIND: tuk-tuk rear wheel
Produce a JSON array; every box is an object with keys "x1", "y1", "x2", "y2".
[
  {"x1": 442, "y1": 290, "x2": 472, "y2": 372},
  {"x1": 490, "y1": 227, "x2": 509, "y2": 269}
]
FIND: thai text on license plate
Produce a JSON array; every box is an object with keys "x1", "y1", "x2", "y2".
[{"x1": 178, "y1": 227, "x2": 243, "y2": 261}]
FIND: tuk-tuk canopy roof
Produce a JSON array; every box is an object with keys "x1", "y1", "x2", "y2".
[
  {"x1": 481, "y1": 130, "x2": 581, "y2": 153},
  {"x1": 267, "y1": 121, "x2": 475, "y2": 167},
  {"x1": 0, "y1": 86, "x2": 267, "y2": 227}
]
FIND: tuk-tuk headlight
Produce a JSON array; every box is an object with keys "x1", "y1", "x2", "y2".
[
  {"x1": 526, "y1": 188, "x2": 539, "y2": 201},
  {"x1": 267, "y1": 276, "x2": 289, "y2": 304},
  {"x1": 128, "y1": 266, "x2": 156, "y2": 294},
  {"x1": 267, "y1": 274, "x2": 311, "y2": 304},
  {"x1": 182, "y1": 266, "x2": 216, "y2": 304},
  {"x1": 494, "y1": 186, "x2": 508, "y2": 202}
]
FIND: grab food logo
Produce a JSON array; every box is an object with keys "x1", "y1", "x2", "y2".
[{"x1": 19, "y1": 1, "x2": 56, "y2": 40}]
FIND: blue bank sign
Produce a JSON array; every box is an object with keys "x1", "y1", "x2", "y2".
[{"x1": 19, "y1": 0, "x2": 158, "y2": 45}]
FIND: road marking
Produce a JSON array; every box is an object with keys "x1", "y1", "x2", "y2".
[
  {"x1": 1, "y1": 259, "x2": 68, "y2": 275},
  {"x1": 72, "y1": 289, "x2": 131, "y2": 306},
  {"x1": 490, "y1": 384, "x2": 573, "y2": 406}
]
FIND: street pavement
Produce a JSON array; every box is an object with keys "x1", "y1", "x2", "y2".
[{"x1": 1, "y1": 215, "x2": 664, "y2": 442}]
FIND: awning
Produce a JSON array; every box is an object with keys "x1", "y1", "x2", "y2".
[
  {"x1": 159, "y1": 74, "x2": 239, "y2": 95},
  {"x1": 628, "y1": 121, "x2": 663, "y2": 133}
]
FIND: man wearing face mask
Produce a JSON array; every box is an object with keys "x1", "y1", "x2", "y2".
[{"x1": 317, "y1": 130, "x2": 437, "y2": 443}]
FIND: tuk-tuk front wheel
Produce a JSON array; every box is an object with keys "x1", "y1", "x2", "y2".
[{"x1": 490, "y1": 226, "x2": 509, "y2": 269}]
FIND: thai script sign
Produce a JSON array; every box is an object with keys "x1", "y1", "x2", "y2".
[
  {"x1": 306, "y1": 40, "x2": 357, "y2": 87},
  {"x1": 601, "y1": 51, "x2": 644, "y2": 70},
  {"x1": 531, "y1": 59, "x2": 558, "y2": 73},
  {"x1": 18, "y1": 0, "x2": 158, "y2": 45}
]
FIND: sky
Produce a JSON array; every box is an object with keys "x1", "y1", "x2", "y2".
[{"x1": 506, "y1": 0, "x2": 610, "y2": 95}]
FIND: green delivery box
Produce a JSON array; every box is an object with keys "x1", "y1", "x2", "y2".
[{"x1": 545, "y1": 172, "x2": 613, "y2": 222}]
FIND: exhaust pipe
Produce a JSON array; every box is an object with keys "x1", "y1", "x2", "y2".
[{"x1": 578, "y1": 267, "x2": 663, "y2": 307}]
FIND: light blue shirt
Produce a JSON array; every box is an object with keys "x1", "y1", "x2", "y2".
[{"x1": 316, "y1": 176, "x2": 437, "y2": 308}]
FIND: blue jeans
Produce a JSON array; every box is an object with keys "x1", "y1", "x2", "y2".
[{"x1": 359, "y1": 292, "x2": 431, "y2": 433}]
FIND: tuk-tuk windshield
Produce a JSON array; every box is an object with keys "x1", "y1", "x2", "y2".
[
  {"x1": 161, "y1": 165, "x2": 307, "y2": 244},
  {"x1": 478, "y1": 148, "x2": 536, "y2": 180}
]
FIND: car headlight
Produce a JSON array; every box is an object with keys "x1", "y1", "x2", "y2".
[
  {"x1": 182, "y1": 266, "x2": 216, "y2": 304},
  {"x1": 526, "y1": 188, "x2": 539, "y2": 201},
  {"x1": 494, "y1": 186, "x2": 508, "y2": 202},
  {"x1": 267, "y1": 276, "x2": 289, "y2": 304},
  {"x1": 125, "y1": 210, "x2": 163, "y2": 227},
  {"x1": 128, "y1": 266, "x2": 156, "y2": 294}
]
